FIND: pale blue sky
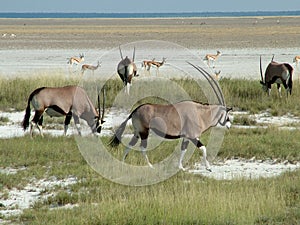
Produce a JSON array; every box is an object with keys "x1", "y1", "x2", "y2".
[{"x1": 0, "y1": 0, "x2": 299, "y2": 13}]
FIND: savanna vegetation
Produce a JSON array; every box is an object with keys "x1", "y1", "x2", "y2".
[{"x1": 0, "y1": 73, "x2": 299, "y2": 224}]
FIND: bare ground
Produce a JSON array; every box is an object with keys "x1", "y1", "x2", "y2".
[{"x1": 0, "y1": 16, "x2": 300, "y2": 50}]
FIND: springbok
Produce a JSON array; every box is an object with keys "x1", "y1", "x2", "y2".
[
  {"x1": 142, "y1": 58, "x2": 155, "y2": 71},
  {"x1": 260, "y1": 56, "x2": 294, "y2": 97},
  {"x1": 22, "y1": 85, "x2": 105, "y2": 137},
  {"x1": 203, "y1": 50, "x2": 221, "y2": 68},
  {"x1": 293, "y1": 56, "x2": 300, "y2": 66},
  {"x1": 67, "y1": 53, "x2": 85, "y2": 67},
  {"x1": 148, "y1": 57, "x2": 167, "y2": 74},
  {"x1": 214, "y1": 70, "x2": 221, "y2": 80},
  {"x1": 110, "y1": 64, "x2": 232, "y2": 171},
  {"x1": 117, "y1": 46, "x2": 138, "y2": 94},
  {"x1": 81, "y1": 61, "x2": 101, "y2": 75}
]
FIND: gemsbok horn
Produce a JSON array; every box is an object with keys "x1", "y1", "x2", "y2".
[
  {"x1": 22, "y1": 85, "x2": 105, "y2": 137},
  {"x1": 110, "y1": 63, "x2": 232, "y2": 171},
  {"x1": 117, "y1": 46, "x2": 139, "y2": 94},
  {"x1": 260, "y1": 55, "x2": 294, "y2": 97}
]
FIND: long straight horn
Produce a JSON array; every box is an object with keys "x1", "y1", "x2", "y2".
[
  {"x1": 197, "y1": 66, "x2": 225, "y2": 105},
  {"x1": 187, "y1": 62, "x2": 224, "y2": 106},
  {"x1": 132, "y1": 46, "x2": 135, "y2": 62},
  {"x1": 260, "y1": 56, "x2": 264, "y2": 83},
  {"x1": 97, "y1": 86, "x2": 101, "y2": 121},
  {"x1": 101, "y1": 86, "x2": 106, "y2": 123},
  {"x1": 119, "y1": 46, "x2": 123, "y2": 60}
]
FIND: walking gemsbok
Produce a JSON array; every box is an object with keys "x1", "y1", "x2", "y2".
[
  {"x1": 110, "y1": 63, "x2": 232, "y2": 171},
  {"x1": 117, "y1": 46, "x2": 139, "y2": 94},
  {"x1": 260, "y1": 55, "x2": 294, "y2": 97},
  {"x1": 22, "y1": 85, "x2": 105, "y2": 137}
]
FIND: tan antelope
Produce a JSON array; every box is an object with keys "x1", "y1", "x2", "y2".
[
  {"x1": 203, "y1": 50, "x2": 221, "y2": 68},
  {"x1": 142, "y1": 58, "x2": 155, "y2": 71},
  {"x1": 81, "y1": 61, "x2": 101, "y2": 75},
  {"x1": 260, "y1": 56, "x2": 294, "y2": 97},
  {"x1": 214, "y1": 70, "x2": 221, "y2": 80},
  {"x1": 22, "y1": 85, "x2": 105, "y2": 137},
  {"x1": 67, "y1": 53, "x2": 85, "y2": 67},
  {"x1": 110, "y1": 64, "x2": 232, "y2": 171},
  {"x1": 293, "y1": 56, "x2": 300, "y2": 66},
  {"x1": 117, "y1": 46, "x2": 139, "y2": 94},
  {"x1": 148, "y1": 57, "x2": 167, "y2": 74}
]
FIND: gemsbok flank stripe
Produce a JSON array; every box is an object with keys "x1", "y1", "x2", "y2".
[
  {"x1": 110, "y1": 63, "x2": 232, "y2": 171},
  {"x1": 117, "y1": 46, "x2": 139, "y2": 94},
  {"x1": 260, "y1": 55, "x2": 293, "y2": 97},
  {"x1": 22, "y1": 85, "x2": 105, "y2": 137}
]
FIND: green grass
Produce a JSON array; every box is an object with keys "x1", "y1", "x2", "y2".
[
  {"x1": 0, "y1": 129, "x2": 299, "y2": 224},
  {"x1": 1, "y1": 73, "x2": 300, "y2": 224},
  {"x1": 2, "y1": 73, "x2": 300, "y2": 116}
]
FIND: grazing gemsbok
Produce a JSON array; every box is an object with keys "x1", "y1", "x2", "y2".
[
  {"x1": 22, "y1": 85, "x2": 105, "y2": 137},
  {"x1": 67, "y1": 53, "x2": 85, "y2": 67},
  {"x1": 148, "y1": 57, "x2": 167, "y2": 74},
  {"x1": 260, "y1": 56, "x2": 294, "y2": 97},
  {"x1": 81, "y1": 61, "x2": 101, "y2": 75},
  {"x1": 203, "y1": 50, "x2": 221, "y2": 68},
  {"x1": 117, "y1": 46, "x2": 138, "y2": 94},
  {"x1": 110, "y1": 64, "x2": 232, "y2": 171}
]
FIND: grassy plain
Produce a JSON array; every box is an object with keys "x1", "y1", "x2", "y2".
[
  {"x1": 0, "y1": 74, "x2": 299, "y2": 224},
  {"x1": 1, "y1": 16, "x2": 300, "y2": 224},
  {"x1": 1, "y1": 74, "x2": 300, "y2": 116},
  {"x1": 0, "y1": 132, "x2": 299, "y2": 224}
]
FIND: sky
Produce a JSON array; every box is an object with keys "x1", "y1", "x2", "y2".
[{"x1": 0, "y1": 0, "x2": 299, "y2": 13}]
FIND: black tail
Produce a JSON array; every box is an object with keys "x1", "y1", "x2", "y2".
[
  {"x1": 285, "y1": 63, "x2": 294, "y2": 94},
  {"x1": 22, "y1": 87, "x2": 45, "y2": 131},
  {"x1": 22, "y1": 100, "x2": 31, "y2": 130},
  {"x1": 109, "y1": 113, "x2": 132, "y2": 147}
]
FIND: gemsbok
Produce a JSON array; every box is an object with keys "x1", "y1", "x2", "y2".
[
  {"x1": 81, "y1": 61, "x2": 101, "y2": 75},
  {"x1": 203, "y1": 50, "x2": 221, "y2": 68},
  {"x1": 117, "y1": 46, "x2": 139, "y2": 94},
  {"x1": 67, "y1": 53, "x2": 85, "y2": 67},
  {"x1": 260, "y1": 56, "x2": 294, "y2": 97},
  {"x1": 110, "y1": 63, "x2": 232, "y2": 171},
  {"x1": 22, "y1": 85, "x2": 105, "y2": 137}
]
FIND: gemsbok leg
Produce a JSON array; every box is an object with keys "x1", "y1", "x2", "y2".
[
  {"x1": 64, "y1": 112, "x2": 72, "y2": 135},
  {"x1": 122, "y1": 131, "x2": 154, "y2": 168},
  {"x1": 72, "y1": 114, "x2": 82, "y2": 136},
  {"x1": 179, "y1": 138, "x2": 189, "y2": 171},
  {"x1": 123, "y1": 134, "x2": 139, "y2": 161},
  {"x1": 190, "y1": 138, "x2": 211, "y2": 172},
  {"x1": 30, "y1": 110, "x2": 44, "y2": 137},
  {"x1": 179, "y1": 138, "x2": 211, "y2": 171}
]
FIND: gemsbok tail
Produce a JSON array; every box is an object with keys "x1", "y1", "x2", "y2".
[
  {"x1": 109, "y1": 114, "x2": 132, "y2": 147},
  {"x1": 22, "y1": 97, "x2": 32, "y2": 131},
  {"x1": 22, "y1": 87, "x2": 45, "y2": 131}
]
